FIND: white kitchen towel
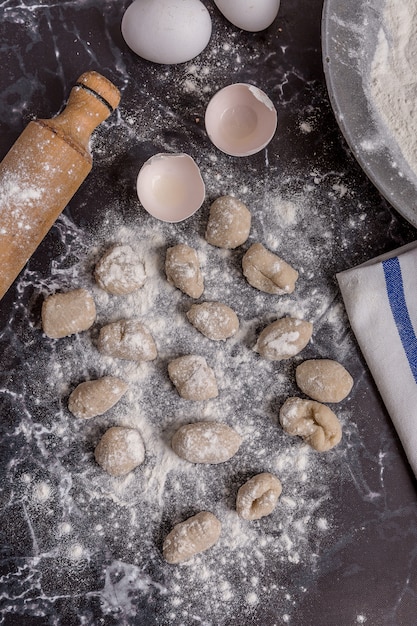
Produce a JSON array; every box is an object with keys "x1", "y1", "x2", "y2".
[{"x1": 337, "y1": 241, "x2": 417, "y2": 477}]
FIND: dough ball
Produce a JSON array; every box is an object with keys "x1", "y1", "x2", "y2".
[
  {"x1": 94, "y1": 426, "x2": 145, "y2": 477},
  {"x1": 94, "y1": 244, "x2": 146, "y2": 295},
  {"x1": 42, "y1": 288, "x2": 96, "y2": 338},
  {"x1": 186, "y1": 301, "x2": 239, "y2": 341},
  {"x1": 296, "y1": 359, "x2": 353, "y2": 403},
  {"x1": 97, "y1": 319, "x2": 157, "y2": 361},
  {"x1": 242, "y1": 242, "x2": 298, "y2": 295},
  {"x1": 68, "y1": 376, "x2": 128, "y2": 419},
  {"x1": 163, "y1": 511, "x2": 221, "y2": 564},
  {"x1": 236, "y1": 473, "x2": 282, "y2": 520},
  {"x1": 165, "y1": 243, "x2": 204, "y2": 298},
  {"x1": 279, "y1": 396, "x2": 342, "y2": 451},
  {"x1": 171, "y1": 421, "x2": 242, "y2": 464},
  {"x1": 256, "y1": 317, "x2": 313, "y2": 361},
  {"x1": 205, "y1": 195, "x2": 251, "y2": 249},
  {"x1": 168, "y1": 355, "x2": 218, "y2": 401}
]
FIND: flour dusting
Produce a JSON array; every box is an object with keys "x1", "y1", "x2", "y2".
[
  {"x1": 0, "y1": 5, "x2": 361, "y2": 623},
  {"x1": 6, "y1": 185, "x2": 354, "y2": 623}
]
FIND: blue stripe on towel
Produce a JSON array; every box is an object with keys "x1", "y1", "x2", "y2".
[{"x1": 382, "y1": 256, "x2": 417, "y2": 383}]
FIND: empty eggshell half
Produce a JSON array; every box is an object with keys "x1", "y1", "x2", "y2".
[
  {"x1": 205, "y1": 83, "x2": 277, "y2": 157},
  {"x1": 137, "y1": 153, "x2": 205, "y2": 222}
]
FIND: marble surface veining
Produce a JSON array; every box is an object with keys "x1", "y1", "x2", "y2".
[{"x1": 0, "y1": 1, "x2": 416, "y2": 625}]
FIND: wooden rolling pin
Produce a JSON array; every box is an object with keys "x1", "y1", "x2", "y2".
[{"x1": 0, "y1": 71, "x2": 121, "y2": 302}]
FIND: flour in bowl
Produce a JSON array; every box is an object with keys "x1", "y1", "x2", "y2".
[{"x1": 369, "y1": 0, "x2": 417, "y2": 177}]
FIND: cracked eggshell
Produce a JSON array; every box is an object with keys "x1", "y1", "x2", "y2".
[
  {"x1": 205, "y1": 83, "x2": 277, "y2": 157},
  {"x1": 137, "y1": 153, "x2": 205, "y2": 222},
  {"x1": 214, "y1": 0, "x2": 280, "y2": 32},
  {"x1": 121, "y1": 0, "x2": 212, "y2": 64}
]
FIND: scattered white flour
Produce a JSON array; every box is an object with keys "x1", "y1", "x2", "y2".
[
  {"x1": 67, "y1": 543, "x2": 84, "y2": 561},
  {"x1": 0, "y1": 6, "x2": 364, "y2": 624},
  {"x1": 316, "y1": 517, "x2": 329, "y2": 531},
  {"x1": 245, "y1": 591, "x2": 258, "y2": 606},
  {"x1": 58, "y1": 522, "x2": 72, "y2": 536},
  {"x1": 370, "y1": 0, "x2": 417, "y2": 176},
  {"x1": 33, "y1": 481, "x2": 52, "y2": 502},
  {"x1": 299, "y1": 121, "x2": 313, "y2": 134},
  {"x1": 9, "y1": 196, "x2": 353, "y2": 623}
]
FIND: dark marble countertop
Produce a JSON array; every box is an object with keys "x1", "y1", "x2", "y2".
[{"x1": 0, "y1": 1, "x2": 416, "y2": 625}]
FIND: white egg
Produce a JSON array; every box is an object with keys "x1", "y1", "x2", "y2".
[
  {"x1": 205, "y1": 83, "x2": 277, "y2": 157},
  {"x1": 121, "y1": 0, "x2": 212, "y2": 65},
  {"x1": 214, "y1": 0, "x2": 280, "y2": 32},
  {"x1": 137, "y1": 153, "x2": 205, "y2": 222}
]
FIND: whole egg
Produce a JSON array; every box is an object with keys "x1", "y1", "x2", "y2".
[
  {"x1": 213, "y1": 0, "x2": 280, "y2": 32},
  {"x1": 121, "y1": 0, "x2": 212, "y2": 64}
]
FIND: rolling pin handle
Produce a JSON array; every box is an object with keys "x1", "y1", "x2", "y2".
[{"x1": 41, "y1": 71, "x2": 121, "y2": 153}]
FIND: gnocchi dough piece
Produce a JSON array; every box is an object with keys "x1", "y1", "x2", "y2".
[
  {"x1": 163, "y1": 511, "x2": 221, "y2": 564},
  {"x1": 94, "y1": 426, "x2": 145, "y2": 477},
  {"x1": 168, "y1": 355, "x2": 218, "y2": 401},
  {"x1": 256, "y1": 317, "x2": 313, "y2": 361},
  {"x1": 165, "y1": 243, "x2": 204, "y2": 298},
  {"x1": 97, "y1": 319, "x2": 157, "y2": 361},
  {"x1": 236, "y1": 473, "x2": 282, "y2": 520},
  {"x1": 68, "y1": 376, "x2": 128, "y2": 419},
  {"x1": 242, "y1": 243, "x2": 298, "y2": 295},
  {"x1": 186, "y1": 302, "x2": 239, "y2": 341},
  {"x1": 296, "y1": 359, "x2": 353, "y2": 403},
  {"x1": 205, "y1": 195, "x2": 251, "y2": 249},
  {"x1": 42, "y1": 288, "x2": 96, "y2": 338},
  {"x1": 94, "y1": 244, "x2": 146, "y2": 295},
  {"x1": 279, "y1": 396, "x2": 342, "y2": 451},
  {"x1": 171, "y1": 421, "x2": 242, "y2": 464}
]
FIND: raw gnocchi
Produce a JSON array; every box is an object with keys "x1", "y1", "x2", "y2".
[
  {"x1": 171, "y1": 421, "x2": 242, "y2": 464},
  {"x1": 236, "y1": 473, "x2": 282, "y2": 520},
  {"x1": 205, "y1": 195, "x2": 251, "y2": 249},
  {"x1": 186, "y1": 301, "x2": 239, "y2": 341},
  {"x1": 279, "y1": 396, "x2": 342, "y2": 451},
  {"x1": 295, "y1": 359, "x2": 353, "y2": 403},
  {"x1": 94, "y1": 426, "x2": 145, "y2": 477},
  {"x1": 165, "y1": 243, "x2": 204, "y2": 298},
  {"x1": 168, "y1": 355, "x2": 218, "y2": 401},
  {"x1": 163, "y1": 511, "x2": 221, "y2": 564},
  {"x1": 42, "y1": 288, "x2": 96, "y2": 338},
  {"x1": 256, "y1": 317, "x2": 313, "y2": 361},
  {"x1": 242, "y1": 242, "x2": 298, "y2": 295},
  {"x1": 97, "y1": 319, "x2": 157, "y2": 361},
  {"x1": 94, "y1": 244, "x2": 146, "y2": 295},
  {"x1": 68, "y1": 376, "x2": 128, "y2": 419}
]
